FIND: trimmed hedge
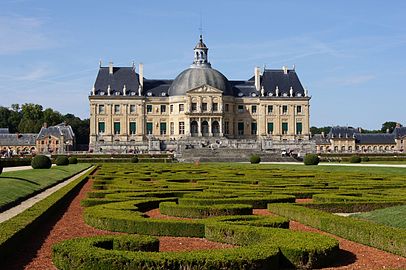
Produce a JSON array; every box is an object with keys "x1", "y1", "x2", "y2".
[
  {"x1": 250, "y1": 154, "x2": 261, "y2": 164},
  {"x1": 131, "y1": 156, "x2": 139, "y2": 163},
  {"x1": 178, "y1": 195, "x2": 296, "y2": 209},
  {"x1": 31, "y1": 155, "x2": 52, "y2": 169},
  {"x1": 301, "y1": 202, "x2": 406, "y2": 213},
  {"x1": 349, "y1": 155, "x2": 361, "y2": 163},
  {"x1": 209, "y1": 215, "x2": 289, "y2": 229},
  {"x1": 159, "y1": 202, "x2": 253, "y2": 218},
  {"x1": 0, "y1": 166, "x2": 95, "y2": 261},
  {"x1": 303, "y1": 154, "x2": 320, "y2": 165},
  {"x1": 55, "y1": 156, "x2": 70, "y2": 166},
  {"x1": 53, "y1": 221, "x2": 338, "y2": 270},
  {"x1": 268, "y1": 203, "x2": 406, "y2": 257},
  {"x1": 68, "y1": 157, "x2": 78, "y2": 164},
  {"x1": 0, "y1": 158, "x2": 32, "y2": 168}
]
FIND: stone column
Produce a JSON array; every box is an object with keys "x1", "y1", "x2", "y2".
[
  {"x1": 208, "y1": 118, "x2": 212, "y2": 137},
  {"x1": 198, "y1": 118, "x2": 202, "y2": 137},
  {"x1": 219, "y1": 118, "x2": 224, "y2": 136}
]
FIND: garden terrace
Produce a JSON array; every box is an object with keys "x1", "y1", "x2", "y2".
[{"x1": 53, "y1": 163, "x2": 406, "y2": 269}]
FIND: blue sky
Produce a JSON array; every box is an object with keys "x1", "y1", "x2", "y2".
[{"x1": 1, "y1": 0, "x2": 405, "y2": 129}]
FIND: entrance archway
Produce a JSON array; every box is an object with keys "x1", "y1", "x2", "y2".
[
  {"x1": 201, "y1": 121, "x2": 209, "y2": 136},
  {"x1": 190, "y1": 121, "x2": 198, "y2": 136},
  {"x1": 212, "y1": 121, "x2": 220, "y2": 136}
]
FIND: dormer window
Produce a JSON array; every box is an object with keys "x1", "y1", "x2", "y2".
[
  {"x1": 283, "y1": 93, "x2": 288, "y2": 97},
  {"x1": 130, "y1": 92, "x2": 136, "y2": 96},
  {"x1": 268, "y1": 92, "x2": 273, "y2": 97},
  {"x1": 251, "y1": 93, "x2": 257, "y2": 97},
  {"x1": 147, "y1": 92, "x2": 152, "y2": 97},
  {"x1": 99, "y1": 91, "x2": 105, "y2": 96},
  {"x1": 114, "y1": 91, "x2": 120, "y2": 96},
  {"x1": 238, "y1": 92, "x2": 243, "y2": 97},
  {"x1": 161, "y1": 92, "x2": 166, "y2": 96}
]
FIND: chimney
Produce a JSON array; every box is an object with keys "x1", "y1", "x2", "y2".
[
  {"x1": 43, "y1": 122, "x2": 48, "y2": 128},
  {"x1": 139, "y1": 63, "x2": 144, "y2": 88},
  {"x1": 254, "y1": 66, "x2": 261, "y2": 91},
  {"x1": 282, "y1": 66, "x2": 288, "y2": 75},
  {"x1": 358, "y1": 127, "x2": 362, "y2": 133},
  {"x1": 386, "y1": 128, "x2": 390, "y2": 133},
  {"x1": 321, "y1": 131, "x2": 325, "y2": 137},
  {"x1": 396, "y1": 122, "x2": 401, "y2": 128},
  {"x1": 108, "y1": 62, "x2": 113, "y2": 75}
]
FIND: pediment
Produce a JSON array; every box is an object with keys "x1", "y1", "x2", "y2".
[{"x1": 186, "y1": 84, "x2": 223, "y2": 94}]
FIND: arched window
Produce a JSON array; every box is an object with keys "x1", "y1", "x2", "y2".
[
  {"x1": 348, "y1": 146, "x2": 352, "y2": 152},
  {"x1": 341, "y1": 146, "x2": 346, "y2": 151},
  {"x1": 334, "y1": 146, "x2": 338, "y2": 152}
]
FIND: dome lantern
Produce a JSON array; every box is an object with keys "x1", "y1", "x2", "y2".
[{"x1": 192, "y1": 35, "x2": 210, "y2": 68}]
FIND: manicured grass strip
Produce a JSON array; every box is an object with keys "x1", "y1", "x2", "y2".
[
  {"x1": 302, "y1": 202, "x2": 406, "y2": 213},
  {"x1": 0, "y1": 164, "x2": 91, "y2": 211},
  {"x1": 351, "y1": 205, "x2": 406, "y2": 229},
  {"x1": 268, "y1": 203, "x2": 406, "y2": 257},
  {"x1": 0, "y1": 166, "x2": 96, "y2": 261}
]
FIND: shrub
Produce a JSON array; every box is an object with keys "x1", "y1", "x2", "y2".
[
  {"x1": 69, "y1": 157, "x2": 78, "y2": 164},
  {"x1": 55, "y1": 156, "x2": 70, "y2": 166},
  {"x1": 250, "y1": 154, "x2": 261, "y2": 164},
  {"x1": 349, "y1": 155, "x2": 361, "y2": 163},
  {"x1": 31, "y1": 155, "x2": 52, "y2": 169},
  {"x1": 0, "y1": 166, "x2": 2, "y2": 175},
  {"x1": 131, "y1": 156, "x2": 139, "y2": 163},
  {"x1": 303, "y1": 154, "x2": 320, "y2": 165},
  {"x1": 362, "y1": 156, "x2": 370, "y2": 162}
]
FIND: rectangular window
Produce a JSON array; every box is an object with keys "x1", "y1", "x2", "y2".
[
  {"x1": 238, "y1": 122, "x2": 244, "y2": 135},
  {"x1": 179, "y1": 104, "x2": 184, "y2": 112},
  {"x1": 296, "y1": 122, "x2": 303, "y2": 135},
  {"x1": 191, "y1": 103, "x2": 197, "y2": 111},
  {"x1": 160, "y1": 105, "x2": 166, "y2": 113},
  {"x1": 297, "y1": 106, "x2": 302, "y2": 114},
  {"x1": 113, "y1": 122, "x2": 120, "y2": 134},
  {"x1": 224, "y1": 121, "x2": 229, "y2": 135},
  {"x1": 170, "y1": 105, "x2": 174, "y2": 113},
  {"x1": 282, "y1": 122, "x2": 288, "y2": 134},
  {"x1": 146, "y1": 105, "x2": 152, "y2": 113},
  {"x1": 129, "y1": 122, "x2": 136, "y2": 135},
  {"x1": 160, "y1": 122, "x2": 167, "y2": 135},
  {"x1": 237, "y1": 105, "x2": 244, "y2": 113},
  {"x1": 98, "y1": 105, "x2": 105, "y2": 114},
  {"x1": 202, "y1": 103, "x2": 207, "y2": 111},
  {"x1": 267, "y1": 105, "x2": 273, "y2": 114},
  {"x1": 252, "y1": 105, "x2": 257, "y2": 114},
  {"x1": 267, "y1": 122, "x2": 274, "y2": 134},
  {"x1": 225, "y1": 104, "x2": 229, "y2": 112},
  {"x1": 98, "y1": 122, "x2": 105, "y2": 134},
  {"x1": 114, "y1": 105, "x2": 120, "y2": 114},
  {"x1": 213, "y1": 103, "x2": 218, "y2": 111},
  {"x1": 251, "y1": 122, "x2": 257, "y2": 135},
  {"x1": 282, "y1": 105, "x2": 288, "y2": 114},
  {"x1": 146, "y1": 122, "x2": 153, "y2": 135},
  {"x1": 130, "y1": 105, "x2": 136, "y2": 113},
  {"x1": 170, "y1": 122, "x2": 174, "y2": 135},
  {"x1": 179, "y1": 121, "x2": 185, "y2": 134}
]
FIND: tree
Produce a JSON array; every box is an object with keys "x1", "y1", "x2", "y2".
[
  {"x1": 43, "y1": 108, "x2": 63, "y2": 126},
  {"x1": 310, "y1": 126, "x2": 331, "y2": 135},
  {"x1": 381, "y1": 122, "x2": 401, "y2": 133},
  {"x1": 18, "y1": 103, "x2": 44, "y2": 133}
]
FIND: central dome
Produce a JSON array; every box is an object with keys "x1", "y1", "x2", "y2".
[{"x1": 168, "y1": 67, "x2": 232, "y2": 96}]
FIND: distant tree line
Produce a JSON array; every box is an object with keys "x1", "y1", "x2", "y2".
[
  {"x1": 310, "y1": 121, "x2": 403, "y2": 135},
  {"x1": 0, "y1": 103, "x2": 89, "y2": 146}
]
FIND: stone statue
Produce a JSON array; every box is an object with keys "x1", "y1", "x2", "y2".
[
  {"x1": 261, "y1": 86, "x2": 265, "y2": 97},
  {"x1": 138, "y1": 85, "x2": 142, "y2": 97}
]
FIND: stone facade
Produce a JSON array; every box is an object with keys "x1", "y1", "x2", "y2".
[
  {"x1": 314, "y1": 126, "x2": 406, "y2": 154},
  {"x1": 89, "y1": 36, "x2": 311, "y2": 154}
]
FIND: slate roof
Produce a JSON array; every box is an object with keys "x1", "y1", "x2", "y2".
[
  {"x1": 328, "y1": 126, "x2": 357, "y2": 139},
  {"x1": 0, "y1": 128, "x2": 9, "y2": 134},
  {"x1": 37, "y1": 123, "x2": 75, "y2": 141},
  {"x1": 393, "y1": 127, "x2": 406, "y2": 138},
  {"x1": 0, "y1": 133, "x2": 37, "y2": 146},
  {"x1": 94, "y1": 67, "x2": 141, "y2": 96},
  {"x1": 312, "y1": 134, "x2": 330, "y2": 145},
  {"x1": 355, "y1": 134, "x2": 395, "y2": 144},
  {"x1": 259, "y1": 69, "x2": 306, "y2": 97},
  {"x1": 91, "y1": 67, "x2": 308, "y2": 98}
]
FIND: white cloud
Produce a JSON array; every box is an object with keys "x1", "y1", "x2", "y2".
[{"x1": 0, "y1": 15, "x2": 56, "y2": 54}]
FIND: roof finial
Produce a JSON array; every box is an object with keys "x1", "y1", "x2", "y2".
[{"x1": 199, "y1": 11, "x2": 203, "y2": 38}]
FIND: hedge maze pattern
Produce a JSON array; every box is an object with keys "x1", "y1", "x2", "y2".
[{"x1": 52, "y1": 163, "x2": 406, "y2": 269}]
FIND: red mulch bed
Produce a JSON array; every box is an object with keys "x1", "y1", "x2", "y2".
[
  {"x1": 4, "y1": 174, "x2": 405, "y2": 270},
  {"x1": 255, "y1": 209, "x2": 406, "y2": 269},
  {"x1": 295, "y1": 198, "x2": 313, "y2": 203}
]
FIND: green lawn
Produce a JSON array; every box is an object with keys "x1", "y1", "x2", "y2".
[
  {"x1": 0, "y1": 163, "x2": 90, "y2": 210},
  {"x1": 351, "y1": 205, "x2": 406, "y2": 229}
]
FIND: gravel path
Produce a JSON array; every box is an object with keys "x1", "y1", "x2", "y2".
[{"x1": 0, "y1": 166, "x2": 94, "y2": 223}]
